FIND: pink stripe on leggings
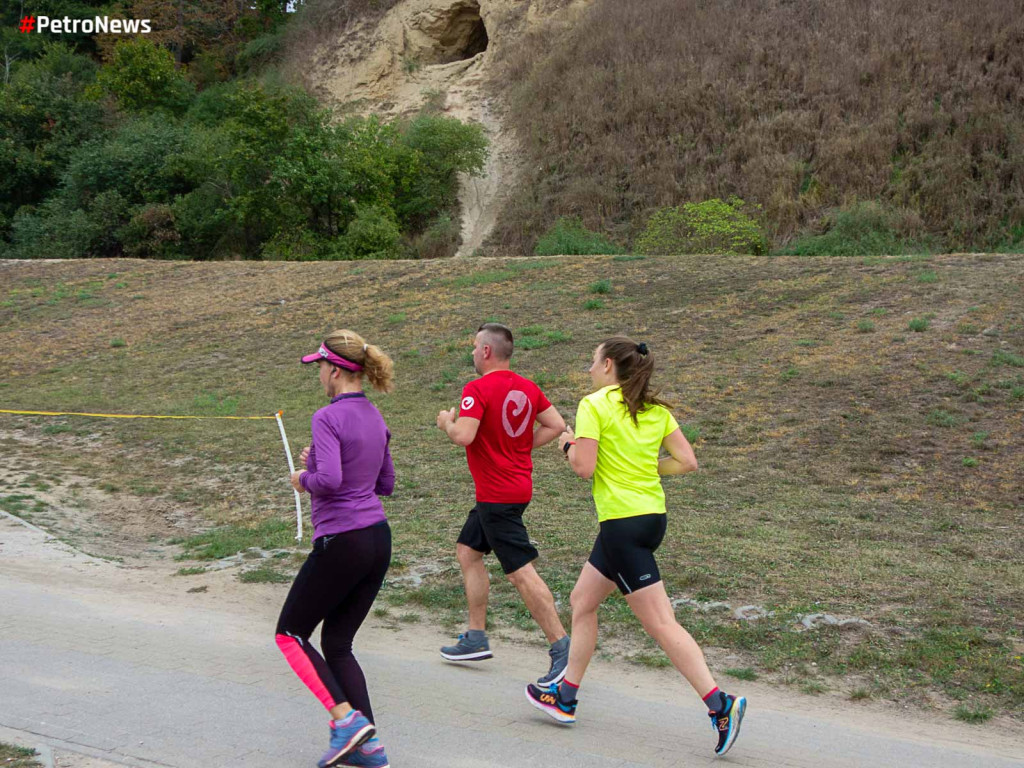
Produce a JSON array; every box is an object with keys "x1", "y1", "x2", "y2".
[{"x1": 276, "y1": 633, "x2": 337, "y2": 710}]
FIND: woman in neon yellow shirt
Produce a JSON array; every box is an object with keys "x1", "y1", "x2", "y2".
[{"x1": 524, "y1": 336, "x2": 747, "y2": 757}]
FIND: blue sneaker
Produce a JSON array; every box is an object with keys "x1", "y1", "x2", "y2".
[
  {"x1": 339, "y1": 739, "x2": 390, "y2": 768},
  {"x1": 525, "y1": 682, "x2": 576, "y2": 725},
  {"x1": 318, "y1": 710, "x2": 375, "y2": 768},
  {"x1": 710, "y1": 694, "x2": 746, "y2": 756},
  {"x1": 440, "y1": 631, "x2": 492, "y2": 661},
  {"x1": 536, "y1": 636, "x2": 570, "y2": 686}
]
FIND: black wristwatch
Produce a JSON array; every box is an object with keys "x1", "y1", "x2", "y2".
[{"x1": 562, "y1": 440, "x2": 575, "y2": 455}]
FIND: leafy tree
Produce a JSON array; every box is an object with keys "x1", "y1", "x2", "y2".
[
  {"x1": 397, "y1": 114, "x2": 487, "y2": 226},
  {"x1": 93, "y1": 38, "x2": 194, "y2": 113},
  {"x1": 0, "y1": 43, "x2": 103, "y2": 237}
]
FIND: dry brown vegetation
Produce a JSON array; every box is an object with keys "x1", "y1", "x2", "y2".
[{"x1": 489, "y1": 0, "x2": 1024, "y2": 253}]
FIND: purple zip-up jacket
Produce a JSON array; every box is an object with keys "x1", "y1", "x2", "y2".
[{"x1": 299, "y1": 392, "x2": 395, "y2": 539}]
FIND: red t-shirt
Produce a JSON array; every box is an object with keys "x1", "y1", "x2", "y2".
[{"x1": 459, "y1": 370, "x2": 552, "y2": 503}]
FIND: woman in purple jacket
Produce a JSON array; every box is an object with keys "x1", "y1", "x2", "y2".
[{"x1": 277, "y1": 330, "x2": 395, "y2": 768}]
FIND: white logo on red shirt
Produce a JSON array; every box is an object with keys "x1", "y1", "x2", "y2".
[
  {"x1": 461, "y1": 396, "x2": 475, "y2": 411},
  {"x1": 501, "y1": 390, "x2": 533, "y2": 438}
]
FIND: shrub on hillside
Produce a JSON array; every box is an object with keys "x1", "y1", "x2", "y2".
[
  {"x1": 0, "y1": 44, "x2": 103, "y2": 237},
  {"x1": 406, "y1": 214, "x2": 460, "y2": 259},
  {"x1": 120, "y1": 204, "x2": 183, "y2": 259},
  {"x1": 92, "y1": 38, "x2": 194, "y2": 113},
  {"x1": 779, "y1": 202, "x2": 932, "y2": 256},
  {"x1": 236, "y1": 32, "x2": 285, "y2": 73},
  {"x1": 635, "y1": 198, "x2": 767, "y2": 255},
  {"x1": 337, "y1": 206, "x2": 403, "y2": 259},
  {"x1": 534, "y1": 216, "x2": 624, "y2": 255}
]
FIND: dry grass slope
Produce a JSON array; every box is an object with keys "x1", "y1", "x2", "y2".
[{"x1": 490, "y1": 0, "x2": 1024, "y2": 253}]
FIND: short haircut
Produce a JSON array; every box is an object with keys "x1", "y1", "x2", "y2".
[{"x1": 477, "y1": 322, "x2": 514, "y2": 360}]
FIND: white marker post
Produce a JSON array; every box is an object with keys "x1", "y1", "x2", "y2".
[{"x1": 275, "y1": 410, "x2": 303, "y2": 541}]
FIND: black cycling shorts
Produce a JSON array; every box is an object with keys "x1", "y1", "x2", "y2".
[
  {"x1": 587, "y1": 513, "x2": 667, "y2": 595},
  {"x1": 457, "y1": 501, "x2": 538, "y2": 575}
]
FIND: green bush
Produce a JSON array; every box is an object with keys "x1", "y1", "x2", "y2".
[
  {"x1": 0, "y1": 43, "x2": 104, "y2": 235},
  {"x1": 260, "y1": 229, "x2": 328, "y2": 261},
  {"x1": 781, "y1": 202, "x2": 931, "y2": 256},
  {"x1": 10, "y1": 189, "x2": 131, "y2": 259},
  {"x1": 93, "y1": 38, "x2": 194, "y2": 114},
  {"x1": 236, "y1": 32, "x2": 285, "y2": 74},
  {"x1": 635, "y1": 197, "x2": 767, "y2": 255},
  {"x1": 406, "y1": 214, "x2": 460, "y2": 259},
  {"x1": 534, "y1": 216, "x2": 623, "y2": 255},
  {"x1": 120, "y1": 204, "x2": 183, "y2": 259},
  {"x1": 338, "y1": 206, "x2": 403, "y2": 259},
  {"x1": 397, "y1": 114, "x2": 487, "y2": 226}
]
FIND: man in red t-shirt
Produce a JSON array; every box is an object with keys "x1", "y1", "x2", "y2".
[{"x1": 436, "y1": 323, "x2": 571, "y2": 686}]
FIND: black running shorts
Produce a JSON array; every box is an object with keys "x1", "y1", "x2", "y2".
[
  {"x1": 457, "y1": 501, "x2": 538, "y2": 575},
  {"x1": 588, "y1": 513, "x2": 668, "y2": 595}
]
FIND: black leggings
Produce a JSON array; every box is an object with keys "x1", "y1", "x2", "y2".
[{"x1": 275, "y1": 522, "x2": 391, "y2": 722}]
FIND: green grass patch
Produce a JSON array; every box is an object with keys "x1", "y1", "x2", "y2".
[
  {"x1": 589, "y1": 279, "x2": 613, "y2": 294},
  {"x1": 723, "y1": 667, "x2": 759, "y2": 681},
  {"x1": 41, "y1": 424, "x2": 74, "y2": 435},
  {"x1": 0, "y1": 743, "x2": 41, "y2": 767},
  {"x1": 584, "y1": 298, "x2": 604, "y2": 310},
  {"x1": 953, "y1": 703, "x2": 993, "y2": 723},
  {"x1": 517, "y1": 325, "x2": 572, "y2": 350},
  {"x1": 176, "y1": 566, "x2": 207, "y2": 576},
  {"x1": 447, "y1": 260, "x2": 559, "y2": 288},
  {"x1": 178, "y1": 519, "x2": 297, "y2": 561},
  {"x1": 856, "y1": 320, "x2": 875, "y2": 333},
  {"x1": 0, "y1": 494, "x2": 34, "y2": 515},
  {"x1": 992, "y1": 350, "x2": 1024, "y2": 368},
  {"x1": 800, "y1": 680, "x2": 827, "y2": 695},
  {"x1": 238, "y1": 565, "x2": 291, "y2": 584},
  {"x1": 927, "y1": 409, "x2": 961, "y2": 428},
  {"x1": 909, "y1": 317, "x2": 929, "y2": 332},
  {"x1": 629, "y1": 650, "x2": 672, "y2": 668}
]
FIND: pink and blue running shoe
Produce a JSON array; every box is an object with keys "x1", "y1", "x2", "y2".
[
  {"x1": 339, "y1": 738, "x2": 390, "y2": 768},
  {"x1": 318, "y1": 710, "x2": 375, "y2": 768}
]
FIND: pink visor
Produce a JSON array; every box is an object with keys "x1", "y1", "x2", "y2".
[{"x1": 300, "y1": 343, "x2": 364, "y2": 372}]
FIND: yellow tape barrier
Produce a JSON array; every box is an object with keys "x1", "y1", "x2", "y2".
[{"x1": 0, "y1": 408, "x2": 277, "y2": 420}]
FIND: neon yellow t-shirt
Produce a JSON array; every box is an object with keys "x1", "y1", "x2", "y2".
[{"x1": 574, "y1": 386, "x2": 680, "y2": 522}]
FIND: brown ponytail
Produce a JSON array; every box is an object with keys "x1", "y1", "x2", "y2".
[
  {"x1": 599, "y1": 336, "x2": 673, "y2": 424},
  {"x1": 323, "y1": 329, "x2": 395, "y2": 393}
]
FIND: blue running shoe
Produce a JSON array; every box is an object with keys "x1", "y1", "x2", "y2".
[
  {"x1": 318, "y1": 710, "x2": 375, "y2": 768},
  {"x1": 339, "y1": 739, "x2": 390, "y2": 768},
  {"x1": 536, "y1": 636, "x2": 570, "y2": 686},
  {"x1": 710, "y1": 694, "x2": 746, "y2": 756},
  {"x1": 525, "y1": 682, "x2": 576, "y2": 725},
  {"x1": 440, "y1": 631, "x2": 492, "y2": 661}
]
